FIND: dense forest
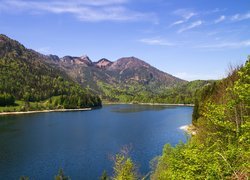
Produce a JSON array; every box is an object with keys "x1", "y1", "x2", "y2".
[
  {"x1": 99, "y1": 80, "x2": 213, "y2": 104},
  {"x1": 99, "y1": 59, "x2": 249, "y2": 179},
  {"x1": 0, "y1": 34, "x2": 101, "y2": 111}
]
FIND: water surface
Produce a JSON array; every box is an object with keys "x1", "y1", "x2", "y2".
[{"x1": 0, "y1": 104, "x2": 193, "y2": 179}]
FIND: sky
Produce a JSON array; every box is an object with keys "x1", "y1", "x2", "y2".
[{"x1": 0, "y1": 0, "x2": 250, "y2": 81}]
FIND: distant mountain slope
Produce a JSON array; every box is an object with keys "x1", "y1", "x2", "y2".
[
  {"x1": 48, "y1": 55, "x2": 185, "y2": 87},
  {"x1": 45, "y1": 53, "x2": 186, "y2": 102},
  {"x1": 0, "y1": 34, "x2": 101, "y2": 110}
]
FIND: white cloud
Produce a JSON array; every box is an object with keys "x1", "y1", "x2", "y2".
[
  {"x1": 170, "y1": 20, "x2": 185, "y2": 27},
  {"x1": 196, "y1": 40, "x2": 250, "y2": 49},
  {"x1": 0, "y1": 0, "x2": 157, "y2": 22},
  {"x1": 178, "y1": 20, "x2": 202, "y2": 33},
  {"x1": 214, "y1": 15, "x2": 225, "y2": 24},
  {"x1": 139, "y1": 37, "x2": 175, "y2": 46},
  {"x1": 173, "y1": 9, "x2": 196, "y2": 20},
  {"x1": 170, "y1": 9, "x2": 196, "y2": 27},
  {"x1": 231, "y1": 12, "x2": 250, "y2": 21}
]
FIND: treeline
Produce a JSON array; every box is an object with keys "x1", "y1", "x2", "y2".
[
  {"x1": 99, "y1": 80, "x2": 213, "y2": 104},
  {"x1": 0, "y1": 34, "x2": 101, "y2": 110}
]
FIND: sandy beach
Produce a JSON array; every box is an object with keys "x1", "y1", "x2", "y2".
[
  {"x1": 104, "y1": 102, "x2": 194, "y2": 106},
  {"x1": 0, "y1": 108, "x2": 92, "y2": 116}
]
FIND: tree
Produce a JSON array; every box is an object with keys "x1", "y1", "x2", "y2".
[
  {"x1": 54, "y1": 168, "x2": 70, "y2": 180},
  {"x1": 192, "y1": 99, "x2": 199, "y2": 125},
  {"x1": 100, "y1": 170, "x2": 109, "y2": 180},
  {"x1": 112, "y1": 147, "x2": 138, "y2": 180},
  {"x1": 0, "y1": 93, "x2": 15, "y2": 106}
]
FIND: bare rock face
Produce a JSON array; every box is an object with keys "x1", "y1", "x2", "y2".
[
  {"x1": 59, "y1": 55, "x2": 93, "y2": 67},
  {"x1": 46, "y1": 54, "x2": 185, "y2": 90},
  {"x1": 78, "y1": 55, "x2": 92, "y2": 65},
  {"x1": 95, "y1": 58, "x2": 113, "y2": 68}
]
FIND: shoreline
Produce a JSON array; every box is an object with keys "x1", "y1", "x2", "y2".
[
  {"x1": 0, "y1": 108, "x2": 92, "y2": 116},
  {"x1": 0, "y1": 102, "x2": 194, "y2": 116},
  {"x1": 103, "y1": 102, "x2": 194, "y2": 106},
  {"x1": 180, "y1": 124, "x2": 197, "y2": 135}
]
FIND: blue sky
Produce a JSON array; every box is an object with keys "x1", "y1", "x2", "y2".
[{"x1": 0, "y1": 0, "x2": 250, "y2": 81}]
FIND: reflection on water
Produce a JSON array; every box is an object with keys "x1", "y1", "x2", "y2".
[
  {"x1": 110, "y1": 104, "x2": 176, "y2": 113},
  {"x1": 0, "y1": 116, "x2": 20, "y2": 133}
]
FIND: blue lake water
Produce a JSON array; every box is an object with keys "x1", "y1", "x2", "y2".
[{"x1": 0, "y1": 104, "x2": 193, "y2": 179}]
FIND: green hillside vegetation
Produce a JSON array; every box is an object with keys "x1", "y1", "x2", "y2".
[
  {"x1": 99, "y1": 80, "x2": 214, "y2": 104},
  {"x1": 0, "y1": 34, "x2": 101, "y2": 111},
  {"x1": 151, "y1": 59, "x2": 250, "y2": 179}
]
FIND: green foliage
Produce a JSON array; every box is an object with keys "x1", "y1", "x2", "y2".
[
  {"x1": 54, "y1": 168, "x2": 70, "y2": 180},
  {"x1": 100, "y1": 170, "x2": 109, "y2": 180},
  {"x1": 0, "y1": 34, "x2": 101, "y2": 111},
  {"x1": 99, "y1": 80, "x2": 213, "y2": 104},
  {"x1": 152, "y1": 59, "x2": 250, "y2": 179},
  {"x1": 192, "y1": 99, "x2": 199, "y2": 124},
  {"x1": 112, "y1": 148, "x2": 138, "y2": 180},
  {"x1": 0, "y1": 93, "x2": 15, "y2": 106}
]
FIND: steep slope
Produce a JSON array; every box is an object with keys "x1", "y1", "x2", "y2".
[
  {"x1": 107, "y1": 57, "x2": 183, "y2": 85},
  {"x1": 0, "y1": 34, "x2": 101, "y2": 110},
  {"x1": 152, "y1": 59, "x2": 250, "y2": 179}
]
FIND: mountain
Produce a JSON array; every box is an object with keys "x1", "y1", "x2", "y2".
[
  {"x1": 45, "y1": 53, "x2": 186, "y2": 102},
  {"x1": 0, "y1": 34, "x2": 210, "y2": 104},
  {"x1": 48, "y1": 55, "x2": 184, "y2": 87},
  {"x1": 0, "y1": 34, "x2": 101, "y2": 110}
]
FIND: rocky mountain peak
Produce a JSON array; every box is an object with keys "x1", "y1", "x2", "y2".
[
  {"x1": 60, "y1": 55, "x2": 92, "y2": 66},
  {"x1": 95, "y1": 58, "x2": 113, "y2": 68},
  {"x1": 109, "y1": 56, "x2": 150, "y2": 71},
  {"x1": 79, "y1": 55, "x2": 92, "y2": 65},
  {"x1": 61, "y1": 56, "x2": 75, "y2": 63},
  {"x1": 48, "y1": 54, "x2": 60, "y2": 62}
]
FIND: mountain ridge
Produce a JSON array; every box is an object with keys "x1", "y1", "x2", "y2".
[
  {"x1": 1, "y1": 34, "x2": 209, "y2": 103},
  {"x1": 47, "y1": 53, "x2": 185, "y2": 84}
]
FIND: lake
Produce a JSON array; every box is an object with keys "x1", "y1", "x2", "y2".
[{"x1": 0, "y1": 104, "x2": 193, "y2": 179}]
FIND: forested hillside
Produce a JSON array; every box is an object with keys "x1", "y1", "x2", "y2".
[
  {"x1": 151, "y1": 59, "x2": 250, "y2": 179},
  {"x1": 0, "y1": 34, "x2": 101, "y2": 111},
  {"x1": 99, "y1": 80, "x2": 214, "y2": 104}
]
